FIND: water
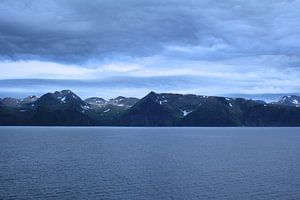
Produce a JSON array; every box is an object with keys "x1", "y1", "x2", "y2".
[{"x1": 0, "y1": 127, "x2": 300, "y2": 200}]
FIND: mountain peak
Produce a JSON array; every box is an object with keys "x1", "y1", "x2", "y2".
[
  {"x1": 54, "y1": 89, "x2": 74, "y2": 96},
  {"x1": 35, "y1": 90, "x2": 88, "y2": 110},
  {"x1": 277, "y1": 95, "x2": 300, "y2": 107},
  {"x1": 108, "y1": 96, "x2": 139, "y2": 107},
  {"x1": 22, "y1": 95, "x2": 39, "y2": 104},
  {"x1": 0, "y1": 97, "x2": 21, "y2": 108},
  {"x1": 85, "y1": 97, "x2": 106, "y2": 105},
  {"x1": 148, "y1": 91, "x2": 157, "y2": 96},
  {"x1": 144, "y1": 91, "x2": 158, "y2": 100}
]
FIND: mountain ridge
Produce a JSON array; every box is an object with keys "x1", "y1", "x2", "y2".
[{"x1": 0, "y1": 90, "x2": 300, "y2": 126}]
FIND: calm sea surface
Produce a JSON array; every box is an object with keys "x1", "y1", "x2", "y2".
[{"x1": 0, "y1": 127, "x2": 300, "y2": 200}]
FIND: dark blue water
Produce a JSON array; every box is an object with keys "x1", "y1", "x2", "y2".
[{"x1": 0, "y1": 127, "x2": 300, "y2": 200}]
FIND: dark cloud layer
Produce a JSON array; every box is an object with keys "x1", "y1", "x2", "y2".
[
  {"x1": 0, "y1": 0, "x2": 299, "y2": 63},
  {"x1": 0, "y1": 0, "x2": 299, "y2": 99}
]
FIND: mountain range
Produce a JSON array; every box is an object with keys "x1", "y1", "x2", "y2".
[{"x1": 0, "y1": 90, "x2": 300, "y2": 126}]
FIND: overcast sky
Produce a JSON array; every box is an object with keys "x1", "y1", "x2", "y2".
[{"x1": 0, "y1": 0, "x2": 299, "y2": 100}]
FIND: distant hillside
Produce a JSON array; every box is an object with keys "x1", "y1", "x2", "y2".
[{"x1": 1, "y1": 90, "x2": 300, "y2": 126}]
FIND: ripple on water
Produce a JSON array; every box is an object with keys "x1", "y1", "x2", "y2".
[{"x1": 0, "y1": 127, "x2": 300, "y2": 200}]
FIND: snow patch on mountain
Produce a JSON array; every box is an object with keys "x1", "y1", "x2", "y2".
[
  {"x1": 159, "y1": 100, "x2": 168, "y2": 105},
  {"x1": 181, "y1": 109, "x2": 192, "y2": 116},
  {"x1": 81, "y1": 105, "x2": 90, "y2": 110},
  {"x1": 292, "y1": 99, "x2": 299, "y2": 104},
  {"x1": 61, "y1": 97, "x2": 66, "y2": 103}
]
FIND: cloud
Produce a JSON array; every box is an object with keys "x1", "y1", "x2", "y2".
[
  {"x1": 102, "y1": 63, "x2": 140, "y2": 72},
  {"x1": 0, "y1": 61, "x2": 92, "y2": 79},
  {"x1": 0, "y1": 0, "x2": 299, "y2": 63},
  {"x1": 0, "y1": 67, "x2": 299, "y2": 99},
  {"x1": 0, "y1": 0, "x2": 299, "y2": 98}
]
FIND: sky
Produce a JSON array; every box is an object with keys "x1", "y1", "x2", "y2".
[{"x1": 0, "y1": 0, "x2": 299, "y2": 101}]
